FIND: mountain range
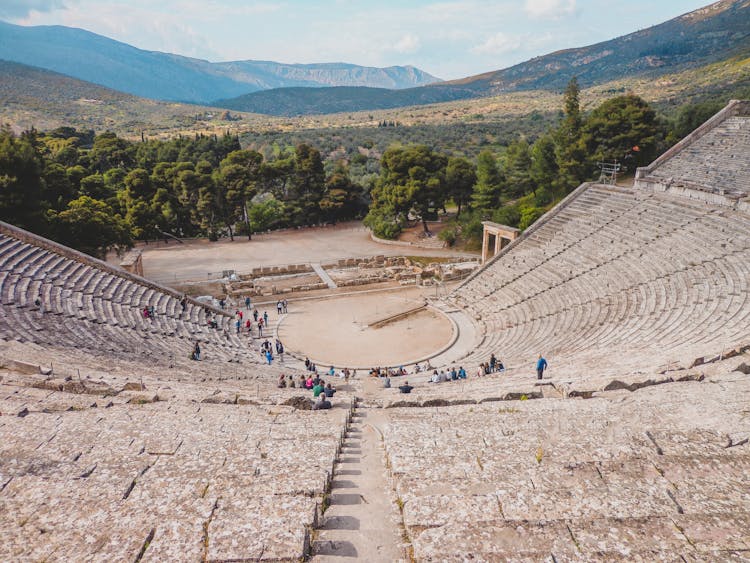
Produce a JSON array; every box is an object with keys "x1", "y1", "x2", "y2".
[
  {"x1": 0, "y1": 0, "x2": 748, "y2": 121},
  {"x1": 0, "y1": 20, "x2": 440, "y2": 104},
  {"x1": 216, "y1": 0, "x2": 750, "y2": 115}
]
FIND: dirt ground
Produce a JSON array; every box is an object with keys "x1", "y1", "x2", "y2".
[
  {"x1": 277, "y1": 286, "x2": 454, "y2": 369},
  {"x1": 133, "y1": 222, "x2": 477, "y2": 283}
]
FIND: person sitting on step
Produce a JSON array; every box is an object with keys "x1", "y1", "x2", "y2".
[
  {"x1": 313, "y1": 394, "x2": 332, "y2": 410},
  {"x1": 398, "y1": 381, "x2": 414, "y2": 394}
]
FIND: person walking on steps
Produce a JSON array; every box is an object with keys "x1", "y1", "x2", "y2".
[{"x1": 536, "y1": 355, "x2": 548, "y2": 380}]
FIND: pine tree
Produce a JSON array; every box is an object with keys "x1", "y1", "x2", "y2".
[
  {"x1": 471, "y1": 150, "x2": 504, "y2": 212},
  {"x1": 554, "y1": 77, "x2": 587, "y2": 191}
]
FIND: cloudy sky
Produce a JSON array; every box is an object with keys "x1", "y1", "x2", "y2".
[{"x1": 4, "y1": 0, "x2": 712, "y2": 79}]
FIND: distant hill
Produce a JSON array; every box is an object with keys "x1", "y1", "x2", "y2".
[
  {"x1": 0, "y1": 20, "x2": 440, "y2": 104},
  {"x1": 215, "y1": 0, "x2": 750, "y2": 116},
  {"x1": 214, "y1": 85, "x2": 477, "y2": 116},
  {"x1": 0, "y1": 60, "x2": 265, "y2": 137}
]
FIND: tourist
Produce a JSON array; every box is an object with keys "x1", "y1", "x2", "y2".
[
  {"x1": 265, "y1": 349, "x2": 273, "y2": 365},
  {"x1": 282, "y1": 299, "x2": 288, "y2": 313},
  {"x1": 305, "y1": 375, "x2": 314, "y2": 389},
  {"x1": 288, "y1": 375, "x2": 295, "y2": 388},
  {"x1": 298, "y1": 375, "x2": 307, "y2": 388},
  {"x1": 458, "y1": 366, "x2": 467, "y2": 379},
  {"x1": 312, "y1": 379, "x2": 325, "y2": 397},
  {"x1": 328, "y1": 365, "x2": 335, "y2": 376},
  {"x1": 536, "y1": 355, "x2": 548, "y2": 380},
  {"x1": 246, "y1": 319, "x2": 252, "y2": 333},
  {"x1": 313, "y1": 394, "x2": 332, "y2": 410},
  {"x1": 253, "y1": 309, "x2": 259, "y2": 321},
  {"x1": 383, "y1": 376, "x2": 391, "y2": 388},
  {"x1": 429, "y1": 371, "x2": 440, "y2": 384},
  {"x1": 277, "y1": 374, "x2": 286, "y2": 388},
  {"x1": 180, "y1": 295, "x2": 187, "y2": 312},
  {"x1": 305, "y1": 357, "x2": 311, "y2": 370},
  {"x1": 257, "y1": 319, "x2": 263, "y2": 337},
  {"x1": 245, "y1": 296, "x2": 251, "y2": 310},
  {"x1": 450, "y1": 366, "x2": 458, "y2": 380},
  {"x1": 277, "y1": 300, "x2": 283, "y2": 315},
  {"x1": 490, "y1": 354, "x2": 497, "y2": 372},
  {"x1": 263, "y1": 311, "x2": 269, "y2": 326},
  {"x1": 398, "y1": 381, "x2": 414, "y2": 394},
  {"x1": 219, "y1": 298, "x2": 225, "y2": 310},
  {"x1": 476, "y1": 365, "x2": 484, "y2": 377},
  {"x1": 497, "y1": 359, "x2": 505, "y2": 373},
  {"x1": 235, "y1": 318, "x2": 241, "y2": 334},
  {"x1": 324, "y1": 383, "x2": 336, "y2": 397},
  {"x1": 191, "y1": 342, "x2": 201, "y2": 361}
]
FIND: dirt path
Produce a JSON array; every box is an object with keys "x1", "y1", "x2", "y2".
[{"x1": 311, "y1": 382, "x2": 407, "y2": 561}]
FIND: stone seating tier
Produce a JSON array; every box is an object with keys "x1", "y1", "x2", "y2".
[
  {"x1": 0, "y1": 227, "x2": 257, "y2": 364},
  {"x1": 448, "y1": 184, "x2": 750, "y2": 376},
  {"x1": 648, "y1": 116, "x2": 750, "y2": 196},
  {"x1": 381, "y1": 370, "x2": 750, "y2": 560}
]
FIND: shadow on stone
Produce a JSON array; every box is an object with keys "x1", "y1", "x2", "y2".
[
  {"x1": 334, "y1": 469, "x2": 362, "y2": 476},
  {"x1": 314, "y1": 539, "x2": 358, "y2": 557},
  {"x1": 321, "y1": 514, "x2": 360, "y2": 530},
  {"x1": 331, "y1": 479, "x2": 357, "y2": 489},
  {"x1": 338, "y1": 456, "x2": 359, "y2": 464},
  {"x1": 329, "y1": 493, "x2": 361, "y2": 505}
]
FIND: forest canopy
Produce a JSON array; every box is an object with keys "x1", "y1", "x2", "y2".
[{"x1": 1, "y1": 85, "x2": 717, "y2": 256}]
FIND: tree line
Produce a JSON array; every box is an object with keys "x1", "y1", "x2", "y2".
[
  {"x1": 365, "y1": 79, "x2": 665, "y2": 244},
  {"x1": 0, "y1": 81, "x2": 727, "y2": 257},
  {"x1": 0, "y1": 128, "x2": 365, "y2": 257}
]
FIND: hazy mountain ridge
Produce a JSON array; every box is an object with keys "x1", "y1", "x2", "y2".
[
  {"x1": 212, "y1": 61, "x2": 438, "y2": 90},
  {"x1": 0, "y1": 20, "x2": 440, "y2": 104},
  {"x1": 215, "y1": 0, "x2": 750, "y2": 115}
]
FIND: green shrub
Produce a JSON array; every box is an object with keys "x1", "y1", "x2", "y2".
[
  {"x1": 518, "y1": 205, "x2": 545, "y2": 230},
  {"x1": 438, "y1": 226, "x2": 457, "y2": 246},
  {"x1": 492, "y1": 205, "x2": 521, "y2": 228}
]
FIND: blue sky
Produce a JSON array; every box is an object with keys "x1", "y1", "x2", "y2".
[{"x1": 5, "y1": 0, "x2": 714, "y2": 79}]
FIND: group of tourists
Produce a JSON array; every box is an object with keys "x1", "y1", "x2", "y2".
[
  {"x1": 277, "y1": 372, "x2": 336, "y2": 409},
  {"x1": 276, "y1": 299, "x2": 288, "y2": 314},
  {"x1": 367, "y1": 354, "x2": 507, "y2": 380},
  {"x1": 229, "y1": 300, "x2": 286, "y2": 339},
  {"x1": 477, "y1": 353, "x2": 505, "y2": 376},
  {"x1": 259, "y1": 338, "x2": 284, "y2": 364}
]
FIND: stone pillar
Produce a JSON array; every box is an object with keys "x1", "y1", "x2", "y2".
[
  {"x1": 120, "y1": 249, "x2": 144, "y2": 277},
  {"x1": 481, "y1": 221, "x2": 521, "y2": 265}
]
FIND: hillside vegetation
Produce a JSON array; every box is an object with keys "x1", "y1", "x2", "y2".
[
  {"x1": 1, "y1": 77, "x2": 733, "y2": 261},
  {"x1": 0, "y1": 60, "x2": 275, "y2": 137}
]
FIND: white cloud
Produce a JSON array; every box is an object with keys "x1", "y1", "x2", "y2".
[
  {"x1": 471, "y1": 31, "x2": 522, "y2": 55},
  {"x1": 524, "y1": 0, "x2": 576, "y2": 19},
  {"x1": 0, "y1": 0, "x2": 65, "y2": 18},
  {"x1": 392, "y1": 33, "x2": 421, "y2": 54}
]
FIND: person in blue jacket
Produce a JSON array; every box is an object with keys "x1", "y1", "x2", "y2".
[{"x1": 536, "y1": 355, "x2": 548, "y2": 380}]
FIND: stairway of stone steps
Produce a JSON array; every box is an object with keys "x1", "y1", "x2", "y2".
[{"x1": 311, "y1": 396, "x2": 408, "y2": 562}]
